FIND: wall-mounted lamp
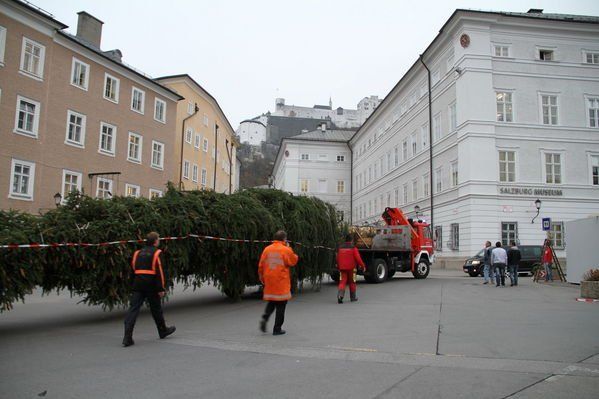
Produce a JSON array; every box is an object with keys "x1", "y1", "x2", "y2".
[
  {"x1": 531, "y1": 198, "x2": 542, "y2": 224},
  {"x1": 53, "y1": 192, "x2": 62, "y2": 207}
]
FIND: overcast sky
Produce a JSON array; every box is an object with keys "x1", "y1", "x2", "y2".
[{"x1": 32, "y1": 0, "x2": 599, "y2": 127}]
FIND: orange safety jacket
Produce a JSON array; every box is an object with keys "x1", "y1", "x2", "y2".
[
  {"x1": 258, "y1": 240, "x2": 299, "y2": 301},
  {"x1": 131, "y1": 246, "x2": 165, "y2": 291}
]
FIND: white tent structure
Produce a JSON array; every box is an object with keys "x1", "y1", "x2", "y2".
[{"x1": 565, "y1": 216, "x2": 599, "y2": 284}]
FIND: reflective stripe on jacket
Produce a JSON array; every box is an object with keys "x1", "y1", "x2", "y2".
[
  {"x1": 131, "y1": 246, "x2": 165, "y2": 290},
  {"x1": 336, "y1": 242, "x2": 365, "y2": 271},
  {"x1": 258, "y1": 241, "x2": 299, "y2": 301}
]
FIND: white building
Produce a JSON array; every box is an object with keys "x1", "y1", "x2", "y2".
[
  {"x1": 271, "y1": 96, "x2": 381, "y2": 129},
  {"x1": 351, "y1": 9, "x2": 599, "y2": 268},
  {"x1": 272, "y1": 126, "x2": 354, "y2": 221},
  {"x1": 236, "y1": 116, "x2": 267, "y2": 146}
]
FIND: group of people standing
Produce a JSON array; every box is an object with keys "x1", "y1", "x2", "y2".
[{"x1": 482, "y1": 241, "x2": 521, "y2": 287}]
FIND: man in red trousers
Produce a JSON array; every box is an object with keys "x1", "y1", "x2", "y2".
[{"x1": 336, "y1": 234, "x2": 365, "y2": 303}]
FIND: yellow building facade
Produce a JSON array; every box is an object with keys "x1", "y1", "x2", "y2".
[{"x1": 156, "y1": 75, "x2": 238, "y2": 194}]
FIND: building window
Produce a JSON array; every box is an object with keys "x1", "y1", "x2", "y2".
[
  {"x1": 585, "y1": 52, "x2": 599, "y2": 64},
  {"x1": 435, "y1": 167, "x2": 442, "y2": 193},
  {"x1": 185, "y1": 128, "x2": 193, "y2": 144},
  {"x1": 0, "y1": 25, "x2": 6, "y2": 64},
  {"x1": 127, "y1": 132, "x2": 142, "y2": 163},
  {"x1": 9, "y1": 159, "x2": 35, "y2": 200},
  {"x1": 501, "y1": 222, "x2": 518, "y2": 247},
  {"x1": 151, "y1": 141, "x2": 164, "y2": 170},
  {"x1": 496, "y1": 92, "x2": 513, "y2": 122},
  {"x1": 14, "y1": 96, "x2": 40, "y2": 137},
  {"x1": 493, "y1": 45, "x2": 509, "y2": 57},
  {"x1": 433, "y1": 113, "x2": 441, "y2": 141},
  {"x1": 187, "y1": 102, "x2": 195, "y2": 115},
  {"x1": 318, "y1": 179, "x2": 327, "y2": 193},
  {"x1": 403, "y1": 183, "x2": 408, "y2": 204},
  {"x1": 539, "y1": 49, "x2": 554, "y2": 61},
  {"x1": 20, "y1": 37, "x2": 45, "y2": 78},
  {"x1": 587, "y1": 97, "x2": 599, "y2": 128},
  {"x1": 103, "y1": 74, "x2": 119, "y2": 103},
  {"x1": 394, "y1": 146, "x2": 399, "y2": 167},
  {"x1": 99, "y1": 122, "x2": 116, "y2": 155},
  {"x1": 411, "y1": 133, "x2": 417, "y2": 156},
  {"x1": 386, "y1": 152, "x2": 392, "y2": 171},
  {"x1": 423, "y1": 174, "x2": 429, "y2": 197},
  {"x1": 434, "y1": 226, "x2": 442, "y2": 252},
  {"x1": 337, "y1": 211, "x2": 344, "y2": 222},
  {"x1": 300, "y1": 179, "x2": 309, "y2": 193},
  {"x1": 96, "y1": 178, "x2": 112, "y2": 199},
  {"x1": 449, "y1": 102, "x2": 457, "y2": 131},
  {"x1": 65, "y1": 110, "x2": 86, "y2": 147},
  {"x1": 450, "y1": 161, "x2": 458, "y2": 187},
  {"x1": 194, "y1": 134, "x2": 201, "y2": 149},
  {"x1": 431, "y1": 69, "x2": 440, "y2": 86},
  {"x1": 62, "y1": 170, "x2": 81, "y2": 200},
  {"x1": 154, "y1": 98, "x2": 166, "y2": 123},
  {"x1": 149, "y1": 189, "x2": 163, "y2": 199},
  {"x1": 541, "y1": 95, "x2": 558, "y2": 125},
  {"x1": 203, "y1": 138, "x2": 209, "y2": 152},
  {"x1": 499, "y1": 151, "x2": 516, "y2": 182},
  {"x1": 125, "y1": 184, "x2": 140, "y2": 198},
  {"x1": 591, "y1": 155, "x2": 599, "y2": 185},
  {"x1": 318, "y1": 154, "x2": 328, "y2": 161},
  {"x1": 402, "y1": 140, "x2": 408, "y2": 161},
  {"x1": 203, "y1": 114, "x2": 209, "y2": 126},
  {"x1": 421, "y1": 123, "x2": 428, "y2": 148},
  {"x1": 412, "y1": 179, "x2": 418, "y2": 200},
  {"x1": 131, "y1": 87, "x2": 145, "y2": 114},
  {"x1": 544, "y1": 153, "x2": 562, "y2": 184},
  {"x1": 337, "y1": 180, "x2": 345, "y2": 193},
  {"x1": 183, "y1": 160, "x2": 190, "y2": 179},
  {"x1": 70, "y1": 58, "x2": 89, "y2": 90},
  {"x1": 550, "y1": 222, "x2": 564, "y2": 249},
  {"x1": 201, "y1": 168, "x2": 207, "y2": 187},
  {"x1": 450, "y1": 223, "x2": 459, "y2": 251},
  {"x1": 301, "y1": 153, "x2": 309, "y2": 160},
  {"x1": 192, "y1": 164, "x2": 199, "y2": 182},
  {"x1": 336, "y1": 155, "x2": 345, "y2": 162}
]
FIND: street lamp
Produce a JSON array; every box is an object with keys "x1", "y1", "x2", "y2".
[
  {"x1": 414, "y1": 205, "x2": 421, "y2": 218},
  {"x1": 53, "y1": 192, "x2": 62, "y2": 207},
  {"x1": 531, "y1": 198, "x2": 541, "y2": 224}
]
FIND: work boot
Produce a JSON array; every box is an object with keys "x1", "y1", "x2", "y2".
[
  {"x1": 350, "y1": 292, "x2": 358, "y2": 302},
  {"x1": 260, "y1": 319, "x2": 267, "y2": 333},
  {"x1": 273, "y1": 329, "x2": 286, "y2": 336},
  {"x1": 337, "y1": 290, "x2": 344, "y2": 304},
  {"x1": 122, "y1": 326, "x2": 134, "y2": 347},
  {"x1": 158, "y1": 325, "x2": 176, "y2": 339}
]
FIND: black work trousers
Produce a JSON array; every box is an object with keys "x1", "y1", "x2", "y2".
[
  {"x1": 262, "y1": 300, "x2": 287, "y2": 332},
  {"x1": 124, "y1": 290, "x2": 165, "y2": 332}
]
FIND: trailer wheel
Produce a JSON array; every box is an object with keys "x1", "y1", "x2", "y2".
[
  {"x1": 412, "y1": 260, "x2": 430, "y2": 279},
  {"x1": 366, "y1": 258, "x2": 387, "y2": 284}
]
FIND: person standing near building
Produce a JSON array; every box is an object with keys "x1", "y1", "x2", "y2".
[
  {"x1": 507, "y1": 241, "x2": 521, "y2": 287},
  {"x1": 482, "y1": 241, "x2": 494, "y2": 285},
  {"x1": 336, "y1": 234, "x2": 366, "y2": 303},
  {"x1": 258, "y1": 230, "x2": 299, "y2": 336},
  {"x1": 123, "y1": 232, "x2": 176, "y2": 347},
  {"x1": 542, "y1": 239, "x2": 554, "y2": 282},
  {"x1": 491, "y1": 241, "x2": 508, "y2": 287}
]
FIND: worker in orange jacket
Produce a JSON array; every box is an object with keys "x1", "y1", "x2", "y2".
[
  {"x1": 258, "y1": 230, "x2": 299, "y2": 335},
  {"x1": 336, "y1": 234, "x2": 366, "y2": 303}
]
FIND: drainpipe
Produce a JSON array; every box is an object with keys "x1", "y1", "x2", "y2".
[
  {"x1": 347, "y1": 141, "x2": 353, "y2": 225},
  {"x1": 225, "y1": 139, "x2": 233, "y2": 194},
  {"x1": 180, "y1": 104, "x2": 199, "y2": 190},
  {"x1": 213, "y1": 123, "x2": 219, "y2": 191},
  {"x1": 419, "y1": 55, "x2": 434, "y2": 233}
]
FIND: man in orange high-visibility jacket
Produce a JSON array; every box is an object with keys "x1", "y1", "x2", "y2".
[
  {"x1": 258, "y1": 230, "x2": 299, "y2": 336},
  {"x1": 336, "y1": 234, "x2": 365, "y2": 303},
  {"x1": 122, "y1": 232, "x2": 176, "y2": 347}
]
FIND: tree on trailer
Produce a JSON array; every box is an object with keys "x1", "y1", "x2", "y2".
[{"x1": 333, "y1": 207, "x2": 434, "y2": 283}]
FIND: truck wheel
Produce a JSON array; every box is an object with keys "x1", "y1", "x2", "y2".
[
  {"x1": 366, "y1": 258, "x2": 387, "y2": 284},
  {"x1": 412, "y1": 260, "x2": 430, "y2": 279}
]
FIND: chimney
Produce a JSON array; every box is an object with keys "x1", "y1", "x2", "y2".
[
  {"x1": 527, "y1": 8, "x2": 543, "y2": 14},
  {"x1": 103, "y1": 49, "x2": 122, "y2": 63},
  {"x1": 76, "y1": 11, "x2": 104, "y2": 48}
]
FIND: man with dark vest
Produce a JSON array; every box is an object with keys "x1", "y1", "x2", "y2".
[
  {"x1": 336, "y1": 234, "x2": 365, "y2": 303},
  {"x1": 122, "y1": 232, "x2": 175, "y2": 347}
]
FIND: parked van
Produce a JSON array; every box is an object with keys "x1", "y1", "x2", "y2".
[{"x1": 463, "y1": 245, "x2": 543, "y2": 277}]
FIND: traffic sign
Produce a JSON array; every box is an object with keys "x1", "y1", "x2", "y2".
[{"x1": 542, "y1": 217, "x2": 551, "y2": 231}]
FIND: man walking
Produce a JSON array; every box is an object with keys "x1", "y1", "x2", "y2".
[
  {"x1": 258, "y1": 230, "x2": 299, "y2": 336},
  {"x1": 491, "y1": 241, "x2": 508, "y2": 287},
  {"x1": 123, "y1": 232, "x2": 176, "y2": 347},
  {"x1": 542, "y1": 239, "x2": 554, "y2": 282},
  {"x1": 482, "y1": 241, "x2": 494, "y2": 285},
  {"x1": 336, "y1": 234, "x2": 366, "y2": 303},
  {"x1": 507, "y1": 241, "x2": 521, "y2": 286}
]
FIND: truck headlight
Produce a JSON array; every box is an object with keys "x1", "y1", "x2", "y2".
[{"x1": 472, "y1": 260, "x2": 480, "y2": 265}]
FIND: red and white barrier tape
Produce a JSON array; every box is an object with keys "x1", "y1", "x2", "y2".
[
  {"x1": 576, "y1": 298, "x2": 599, "y2": 303},
  {"x1": 0, "y1": 234, "x2": 335, "y2": 251}
]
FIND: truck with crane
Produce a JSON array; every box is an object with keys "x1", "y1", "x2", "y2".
[{"x1": 332, "y1": 207, "x2": 435, "y2": 283}]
